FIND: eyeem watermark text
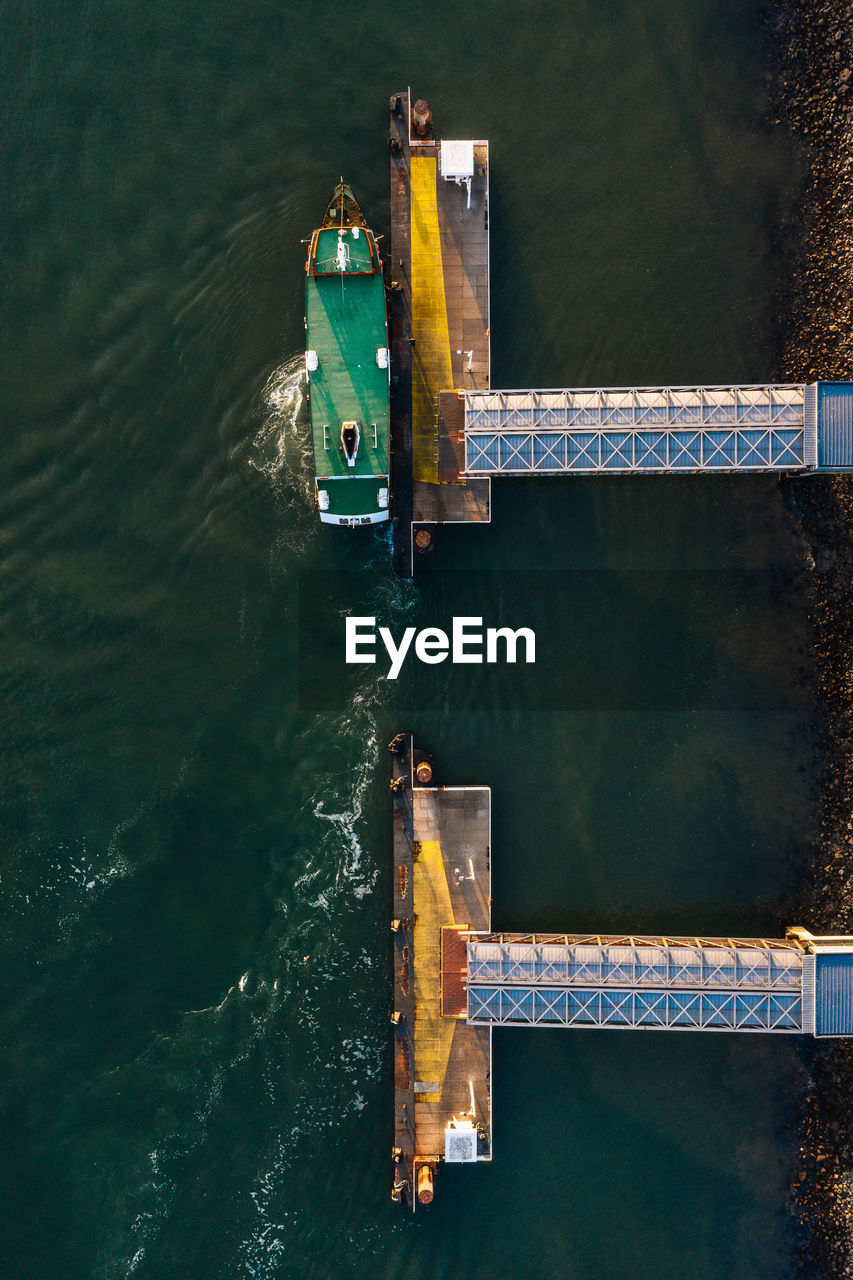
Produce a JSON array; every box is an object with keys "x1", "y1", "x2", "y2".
[{"x1": 345, "y1": 616, "x2": 536, "y2": 680}]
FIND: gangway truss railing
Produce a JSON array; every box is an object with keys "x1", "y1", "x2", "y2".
[
  {"x1": 466, "y1": 985, "x2": 804, "y2": 1032},
  {"x1": 464, "y1": 385, "x2": 816, "y2": 475}
]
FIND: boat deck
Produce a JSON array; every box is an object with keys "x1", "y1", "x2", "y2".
[
  {"x1": 312, "y1": 226, "x2": 376, "y2": 274},
  {"x1": 391, "y1": 734, "x2": 492, "y2": 1209},
  {"x1": 305, "y1": 263, "x2": 389, "y2": 481}
]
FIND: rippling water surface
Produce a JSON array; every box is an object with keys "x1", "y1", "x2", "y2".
[{"x1": 1, "y1": 2, "x2": 814, "y2": 1277}]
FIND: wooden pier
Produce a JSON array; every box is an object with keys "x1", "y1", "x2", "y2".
[
  {"x1": 388, "y1": 91, "x2": 491, "y2": 577},
  {"x1": 390, "y1": 733, "x2": 492, "y2": 1209},
  {"x1": 389, "y1": 738, "x2": 853, "y2": 1204}
]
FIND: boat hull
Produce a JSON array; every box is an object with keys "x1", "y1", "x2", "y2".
[{"x1": 305, "y1": 184, "x2": 390, "y2": 527}]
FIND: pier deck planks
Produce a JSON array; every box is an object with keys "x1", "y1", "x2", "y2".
[
  {"x1": 391, "y1": 735, "x2": 492, "y2": 1208},
  {"x1": 389, "y1": 90, "x2": 491, "y2": 576}
]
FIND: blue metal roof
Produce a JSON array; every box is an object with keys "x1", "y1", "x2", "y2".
[
  {"x1": 815, "y1": 952, "x2": 853, "y2": 1036},
  {"x1": 467, "y1": 938, "x2": 803, "y2": 990},
  {"x1": 817, "y1": 383, "x2": 853, "y2": 469},
  {"x1": 464, "y1": 387, "x2": 809, "y2": 474}
]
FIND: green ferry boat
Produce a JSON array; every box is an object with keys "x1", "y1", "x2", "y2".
[{"x1": 304, "y1": 183, "x2": 390, "y2": 526}]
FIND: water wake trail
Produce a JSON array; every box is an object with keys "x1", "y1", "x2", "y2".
[
  {"x1": 98, "y1": 667, "x2": 391, "y2": 1276},
  {"x1": 90, "y1": 357, "x2": 398, "y2": 1278},
  {"x1": 307, "y1": 693, "x2": 382, "y2": 901},
  {"x1": 102, "y1": 967, "x2": 285, "y2": 1280},
  {"x1": 249, "y1": 353, "x2": 312, "y2": 519}
]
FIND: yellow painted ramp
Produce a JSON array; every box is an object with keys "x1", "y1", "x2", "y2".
[
  {"x1": 412, "y1": 839, "x2": 455, "y2": 1102},
  {"x1": 409, "y1": 156, "x2": 453, "y2": 484}
]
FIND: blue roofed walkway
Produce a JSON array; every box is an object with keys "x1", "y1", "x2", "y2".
[
  {"x1": 463, "y1": 383, "x2": 853, "y2": 475},
  {"x1": 466, "y1": 935, "x2": 807, "y2": 1033},
  {"x1": 463, "y1": 932, "x2": 853, "y2": 1037}
]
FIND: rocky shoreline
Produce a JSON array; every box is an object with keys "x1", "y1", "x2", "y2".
[
  {"x1": 772, "y1": 2, "x2": 853, "y2": 1273},
  {"x1": 786, "y1": 474, "x2": 853, "y2": 1278}
]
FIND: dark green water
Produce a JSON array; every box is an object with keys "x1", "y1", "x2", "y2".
[{"x1": 1, "y1": 2, "x2": 816, "y2": 1277}]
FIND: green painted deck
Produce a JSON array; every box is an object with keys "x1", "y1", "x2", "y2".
[
  {"x1": 317, "y1": 475, "x2": 386, "y2": 517},
  {"x1": 305, "y1": 221, "x2": 390, "y2": 522},
  {"x1": 312, "y1": 226, "x2": 376, "y2": 275}
]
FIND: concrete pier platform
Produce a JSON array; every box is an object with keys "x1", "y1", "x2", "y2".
[
  {"x1": 390, "y1": 733, "x2": 492, "y2": 1209},
  {"x1": 388, "y1": 91, "x2": 491, "y2": 576}
]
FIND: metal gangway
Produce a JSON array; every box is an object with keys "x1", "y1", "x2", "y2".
[
  {"x1": 464, "y1": 930, "x2": 853, "y2": 1037},
  {"x1": 463, "y1": 382, "x2": 853, "y2": 475}
]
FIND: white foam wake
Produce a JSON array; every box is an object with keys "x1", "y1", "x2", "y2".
[{"x1": 249, "y1": 353, "x2": 311, "y2": 497}]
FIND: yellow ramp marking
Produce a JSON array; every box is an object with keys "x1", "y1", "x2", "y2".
[
  {"x1": 410, "y1": 156, "x2": 453, "y2": 484},
  {"x1": 413, "y1": 838, "x2": 455, "y2": 1101}
]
